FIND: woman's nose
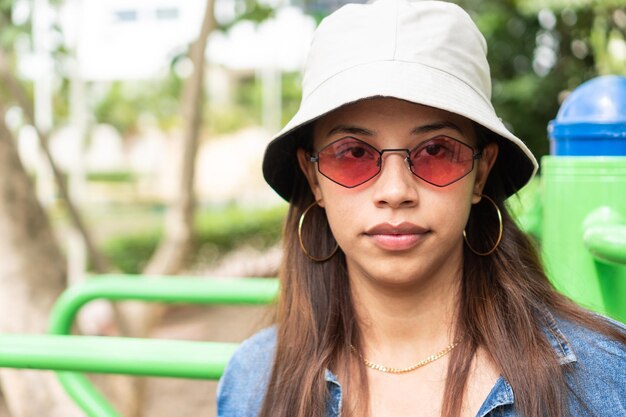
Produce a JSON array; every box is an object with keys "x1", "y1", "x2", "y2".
[{"x1": 371, "y1": 152, "x2": 419, "y2": 208}]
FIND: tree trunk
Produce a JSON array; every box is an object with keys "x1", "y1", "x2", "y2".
[
  {"x1": 0, "y1": 106, "x2": 83, "y2": 417},
  {"x1": 0, "y1": 48, "x2": 113, "y2": 274},
  {"x1": 142, "y1": 0, "x2": 216, "y2": 277},
  {"x1": 120, "y1": 0, "x2": 217, "y2": 338},
  {"x1": 0, "y1": 43, "x2": 148, "y2": 417}
]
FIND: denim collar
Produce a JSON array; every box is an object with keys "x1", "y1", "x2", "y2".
[
  {"x1": 477, "y1": 312, "x2": 578, "y2": 415},
  {"x1": 325, "y1": 369, "x2": 342, "y2": 416},
  {"x1": 542, "y1": 309, "x2": 578, "y2": 365}
]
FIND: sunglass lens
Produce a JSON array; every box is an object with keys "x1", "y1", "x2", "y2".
[
  {"x1": 410, "y1": 137, "x2": 475, "y2": 186},
  {"x1": 317, "y1": 138, "x2": 380, "y2": 187}
]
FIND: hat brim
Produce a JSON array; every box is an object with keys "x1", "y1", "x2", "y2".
[{"x1": 263, "y1": 60, "x2": 538, "y2": 201}]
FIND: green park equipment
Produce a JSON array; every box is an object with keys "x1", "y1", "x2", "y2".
[
  {"x1": 541, "y1": 159, "x2": 626, "y2": 320},
  {"x1": 540, "y1": 75, "x2": 626, "y2": 322},
  {"x1": 0, "y1": 275, "x2": 279, "y2": 417}
]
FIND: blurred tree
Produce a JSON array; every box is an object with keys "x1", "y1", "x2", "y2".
[
  {"x1": 0, "y1": 49, "x2": 113, "y2": 273},
  {"x1": 0, "y1": 0, "x2": 282, "y2": 414},
  {"x1": 518, "y1": 0, "x2": 626, "y2": 75},
  {"x1": 114, "y1": 1, "x2": 218, "y2": 416},
  {"x1": 0, "y1": 3, "x2": 104, "y2": 416},
  {"x1": 135, "y1": 0, "x2": 284, "y2": 281},
  {"x1": 0, "y1": 104, "x2": 84, "y2": 417},
  {"x1": 91, "y1": 0, "x2": 275, "y2": 137},
  {"x1": 142, "y1": 0, "x2": 217, "y2": 280},
  {"x1": 0, "y1": 1, "x2": 114, "y2": 272}
]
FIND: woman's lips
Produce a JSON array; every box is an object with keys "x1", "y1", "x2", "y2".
[{"x1": 364, "y1": 222, "x2": 430, "y2": 251}]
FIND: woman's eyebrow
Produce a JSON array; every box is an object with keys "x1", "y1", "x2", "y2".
[
  {"x1": 411, "y1": 121, "x2": 463, "y2": 135},
  {"x1": 326, "y1": 121, "x2": 463, "y2": 138},
  {"x1": 326, "y1": 124, "x2": 375, "y2": 137}
]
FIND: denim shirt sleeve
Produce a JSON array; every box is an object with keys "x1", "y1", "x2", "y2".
[
  {"x1": 216, "y1": 326, "x2": 277, "y2": 417},
  {"x1": 556, "y1": 315, "x2": 626, "y2": 416}
]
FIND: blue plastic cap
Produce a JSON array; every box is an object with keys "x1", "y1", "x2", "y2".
[{"x1": 548, "y1": 75, "x2": 626, "y2": 156}]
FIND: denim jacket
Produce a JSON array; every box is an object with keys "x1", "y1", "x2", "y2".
[{"x1": 217, "y1": 313, "x2": 626, "y2": 417}]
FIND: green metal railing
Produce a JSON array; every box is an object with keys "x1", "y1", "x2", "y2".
[
  {"x1": 0, "y1": 275, "x2": 279, "y2": 417},
  {"x1": 0, "y1": 334, "x2": 238, "y2": 378}
]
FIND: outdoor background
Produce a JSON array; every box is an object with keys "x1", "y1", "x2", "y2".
[{"x1": 0, "y1": 0, "x2": 625, "y2": 416}]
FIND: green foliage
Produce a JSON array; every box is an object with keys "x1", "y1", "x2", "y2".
[
  {"x1": 517, "y1": 0, "x2": 626, "y2": 76},
  {"x1": 454, "y1": 0, "x2": 621, "y2": 159},
  {"x1": 193, "y1": 204, "x2": 286, "y2": 263},
  {"x1": 517, "y1": 0, "x2": 626, "y2": 13},
  {"x1": 93, "y1": 71, "x2": 184, "y2": 135},
  {"x1": 204, "y1": 75, "x2": 260, "y2": 135},
  {"x1": 205, "y1": 71, "x2": 304, "y2": 135},
  {"x1": 281, "y1": 72, "x2": 303, "y2": 126},
  {"x1": 102, "y1": 205, "x2": 287, "y2": 274},
  {"x1": 0, "y1": 6, "x2": 21, "y2": 104},
  {"x1": 86, "y1": 171, "x2": 136, "y2": 183},
  {"x1": 1, "y1": 2, "x2": 71, "y2": 123},
  {"x1": 217, "y1": 0, "x2": 275, "y2": 31},
  {"x1": 0, "y1": 3, "x2": 27, "y2": 46},
  {"x1": 102, "y1": 230, "x2": 161, "y2": 274}
]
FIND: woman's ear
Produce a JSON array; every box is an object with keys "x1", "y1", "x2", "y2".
[
  {"x1": 296, "y1": 148, "x2": 324, "y2": 204},
  {"x1": 472, "y1": 142, "x2": 498, "y2": 203}
]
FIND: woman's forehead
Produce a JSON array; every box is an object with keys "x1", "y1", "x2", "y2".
[{"x1": 313, "y1": 97, "x2": 477, "y2": 144}]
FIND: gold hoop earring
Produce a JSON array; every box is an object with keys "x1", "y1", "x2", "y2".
[
  {"x1": 463, "y1": 194, "x2": 503, "y2": 256},
  {"x1": 298, "y1": 201, "x2": 339, "y2": 262}
]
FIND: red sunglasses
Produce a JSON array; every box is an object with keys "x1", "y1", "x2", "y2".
[{"x1": 308, "y1": 135, "x2": 482, "y2": 188}]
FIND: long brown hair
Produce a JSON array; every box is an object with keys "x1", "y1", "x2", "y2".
[{"x1": 259, "y1": 125, "x2": 626, "y2": 417}]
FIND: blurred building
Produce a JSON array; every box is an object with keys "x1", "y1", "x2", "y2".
[
  {"x1": 16, "y1": 0, "x2": 366, "y2": 206},
  {"x1": 61, "y1": 0, "x2": 206, "y2": 81}
]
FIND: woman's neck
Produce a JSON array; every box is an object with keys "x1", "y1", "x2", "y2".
[{"x1": 349, "y1": 260, "x2": 462, "y2": 363}]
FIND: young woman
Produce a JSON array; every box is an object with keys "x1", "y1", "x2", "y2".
[{"x1": 217, "y1": 1, "x2": 626, "y2": 416}]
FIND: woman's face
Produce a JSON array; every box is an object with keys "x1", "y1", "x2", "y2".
[{"x1": 298, "y1": 97, "x2": 498, "y2": 290}]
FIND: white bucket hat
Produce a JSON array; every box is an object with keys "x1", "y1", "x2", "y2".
[{"x1": 263, "y1": 0, "x2": 538, "y2": 201}]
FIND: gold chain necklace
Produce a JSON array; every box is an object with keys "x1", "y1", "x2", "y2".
[{"x1": 350, "y1": 341, "x2": 460, "y2": 374}]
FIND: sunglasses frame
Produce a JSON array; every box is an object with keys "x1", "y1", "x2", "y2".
[{"x1": 308, "y1": 135, "x2": 483, "y2": 188}]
